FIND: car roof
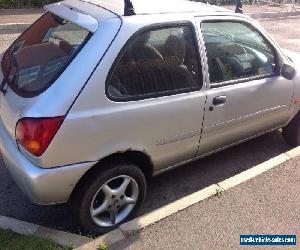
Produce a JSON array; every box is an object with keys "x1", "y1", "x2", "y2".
[
  {"x1": 78, "y1": 0, "x2": 232, "y2": 16},
  {"x1": 45, "y1": 0, "x2": 237, "y2": 32}
]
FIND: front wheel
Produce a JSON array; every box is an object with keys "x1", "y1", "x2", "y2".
[
  {"x1": 282, "y1": 112, "x2": 300, "y2": 147},
  {"x1": 71, "y1": 162, "x2": 147, "y2": 234}
]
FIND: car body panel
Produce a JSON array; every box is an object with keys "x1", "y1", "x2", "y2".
[
  {"x1": 45, "y1": 2, "x2": 99, "y2": 32},
  {"x1": 194, "y1": 15, "x2": 295, "y2": 156},
  {"x1": 0, "y1": 15, "x2": 122, "y2": 167},
  {"x1": 54, "y1": 0, "x2": 119, "y2": 20},
  {"x1": 0, "y1": 117, "x2": 96, "y2": 204},
  {"x1": 82, "y1": 0, "x2": 231, "y2": 16},
  {"x1": 0, "y1": 0, "x2": 300, "y2": 204},
  {"x1": 198, "y1": 77, "x2": 293, "y2": 156},
  {"x1": 45, "y1": 14, "x2": 208, "y2": 171}
]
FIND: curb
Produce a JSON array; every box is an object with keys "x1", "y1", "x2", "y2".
[
  {"x1": 1, "y1": 145, "x2": 300, "y2": 250},
  {"x1": 0, "y1": 10, "x2": 299, "y2": 34},
  {"x1": 0, "y1": 215, "x2": 91, "y2": 248}
]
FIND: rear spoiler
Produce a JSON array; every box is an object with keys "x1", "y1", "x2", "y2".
[{"x1": 45, "y1": 2, "x2": 98, "y2": 32}]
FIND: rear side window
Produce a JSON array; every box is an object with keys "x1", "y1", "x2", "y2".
[
  {"x1": 1, "y1": 13, "x2": 90, "y2": 97},
  {"x1": 107, "y1": 25, "x2": 202, "y2": 101}
]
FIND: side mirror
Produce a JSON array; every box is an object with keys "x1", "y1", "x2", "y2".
[{"x1": 281, "y1": 63, "x2": 296, "y2": 80}]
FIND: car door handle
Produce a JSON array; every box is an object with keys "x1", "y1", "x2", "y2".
[{"x1": 213, "y1": 96, "x2": 227, "y2": 106}]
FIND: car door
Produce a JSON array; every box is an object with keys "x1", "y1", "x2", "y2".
[
  {"x1": 97, "y1": 23, "x2": 207, "y2": 172},
  {"x1": 195, "y1": 17, "x2": 294, "y2": 156}
]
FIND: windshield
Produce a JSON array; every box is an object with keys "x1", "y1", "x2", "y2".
[{"x1": 1, "y1": 13, "x2": 91, "y2": 97}]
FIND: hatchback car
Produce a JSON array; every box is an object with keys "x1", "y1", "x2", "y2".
[{"x1": 0, "y1": 0, "x2": 299, "y2": 234}]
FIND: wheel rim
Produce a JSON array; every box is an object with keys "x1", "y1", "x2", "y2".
[{"x1": 90, "y1": 175, "x2": 139, "y2": 227}]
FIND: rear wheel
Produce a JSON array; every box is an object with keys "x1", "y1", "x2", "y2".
[
  {"x1": 71, "y1": 162, "x2": 147, "y2": 234},
  {"x1": 282, "y1": 112, "x2": 300, "y2": 147}
]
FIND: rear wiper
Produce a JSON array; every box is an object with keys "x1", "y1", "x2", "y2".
[{"x1": 0, "y1": 42, "x2": 23, "y2": 94}]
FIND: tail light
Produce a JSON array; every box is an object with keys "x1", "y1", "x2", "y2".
[{"x1": 16, "y1": 116, "x2": 65, "y2": 157}]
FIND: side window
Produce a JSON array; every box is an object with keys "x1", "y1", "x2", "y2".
[
  {"x1": 201, "y1": 21, "x2": 277, "y2": 84},
  {"x1": 107, "y1": 25, "x2": 202, "y2": 100}
]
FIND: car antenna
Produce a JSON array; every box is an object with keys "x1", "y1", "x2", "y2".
[{"x1": 124, "y1": 0, "x2": 135, "y2": 16}]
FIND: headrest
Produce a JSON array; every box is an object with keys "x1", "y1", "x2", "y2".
[{"x1": 164, "y1": 35, "x2": 185, "y2": 65}]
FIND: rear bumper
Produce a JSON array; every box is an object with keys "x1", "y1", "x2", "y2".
[{"x1": 0, "y1": 118, "x2": 96, "y2": 205}]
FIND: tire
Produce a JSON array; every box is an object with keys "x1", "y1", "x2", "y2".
[
  {"x1": 282, "y1": 112, "x2": 300, "y2": 147},
  {"x1": 71, "y1": 161, "x2": 147, "y2": 234}
]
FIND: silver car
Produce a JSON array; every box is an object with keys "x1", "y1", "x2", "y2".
[{"x1": 0, "y1": 0, "x2": 299, "y2": 234}]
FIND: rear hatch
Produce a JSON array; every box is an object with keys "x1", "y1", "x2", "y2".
[{"x1": 0, "y1": 1, "x2": 121, "y2": 163}]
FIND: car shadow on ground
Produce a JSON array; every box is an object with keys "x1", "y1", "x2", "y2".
[
  {"x1": 140, "y1": 130, "x2": 289, "y2": 215},
  {"x1": 0, "y1": 131, "x2": 290, "y2": 236}
]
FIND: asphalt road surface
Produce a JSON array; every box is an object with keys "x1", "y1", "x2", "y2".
[
  {"x1": 111, "y1": 153, "x2": 300, "y2": 250},
  {"x1": 0, "y1": 16, "x2": 299, "y2": 235}
]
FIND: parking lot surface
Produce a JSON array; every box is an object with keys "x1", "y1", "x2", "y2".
[
  {"x1": 0, "y1": 16, "x2": 299, "y2": 234},
  {"x1": 111, "y1": 153, "x2": 300, "y2": 250}
]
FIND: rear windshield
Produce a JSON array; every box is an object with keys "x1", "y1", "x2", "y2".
[{"x1": 1, "y1": 13, "x2": 91, "y2": 97}]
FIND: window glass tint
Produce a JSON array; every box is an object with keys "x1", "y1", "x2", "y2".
[
  {"x1": 108, "y1": 25, "x2": 202, "y2": 100},
  {"x1": 1, "y1": 13, "x2": 90, "y2": 96},
  {"x1": 201, "y1": 21, "x2": 276, "y2": 84}
]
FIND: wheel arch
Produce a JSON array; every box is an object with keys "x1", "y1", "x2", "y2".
[{"x1": 69, "y1": 149, "x2": 154, "y2": 202}]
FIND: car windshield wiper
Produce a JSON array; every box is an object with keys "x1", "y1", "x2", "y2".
[{"x1": 0, "y1": 42, "x2": 23, "y2": 94}]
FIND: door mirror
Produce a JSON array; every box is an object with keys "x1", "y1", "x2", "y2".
[{"x1": 281, "y1": 63, "x2": 296, "y2": 80}]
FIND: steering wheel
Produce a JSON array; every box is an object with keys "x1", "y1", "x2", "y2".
[
  {"x1": 225, "y1": 44, "x2": 248, "y2": 61},
  {"x1": 235, "y1": 44, "x2": 248, "y2": 59}
]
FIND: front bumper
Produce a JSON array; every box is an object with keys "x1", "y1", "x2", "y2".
[{"x1": 0, "y1": 119, "x2": 96, "y2": 205}]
